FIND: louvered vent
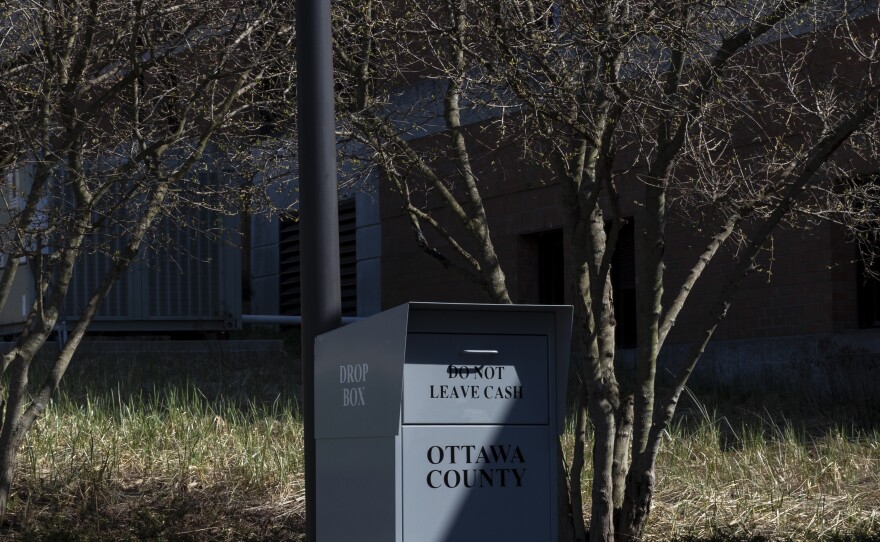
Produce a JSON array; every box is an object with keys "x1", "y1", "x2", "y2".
[
  {"x1": 145, "y1": 209, "x2": 221, "y2": 318},
  {"x1": 64, "y1": 169, "x2": 235, "y2": 325},
  {"x1": 64, "y1": 180, "x2": 131, "y2": 319},
  {"x1": 339, "y1": 198, "x2": 358, "y2": 315},
  {"x1": 66, "y1": 229, "x2": 132, "y2": 319},
  {"x1": 278, "y1": 216, "x2": 301, "y2": 317},
  {"x1": 279, "y1": 197, "x2": 358, "y2": 317},
  {"x1": 146, "y1": 171, "x2": 222, "y2": 318}
]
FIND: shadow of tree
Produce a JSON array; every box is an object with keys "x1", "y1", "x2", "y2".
[
  {"x1": 669, "y1": 531, "x2": 880, "y2": 542},
  {"x1": 33, "y1": 336, "x2": 301, "y2": 414}
]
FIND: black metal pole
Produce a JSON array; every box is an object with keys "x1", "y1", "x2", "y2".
[{"x1": 295, "y1": 0, "x2": 341, "y2": 539}]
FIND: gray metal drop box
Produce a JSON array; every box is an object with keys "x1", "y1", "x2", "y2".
[{"x1": 315, "y1": 302, "x2": 572, "y2": 542}]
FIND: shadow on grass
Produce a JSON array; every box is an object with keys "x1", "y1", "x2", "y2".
[
  {"x1": 32, "y1": 331, "x2": 303, "y2": 415},
  {"x1": 669, "y1": 383, "x2": 880, "y2": 447},
  {"x1": 669, "y1": 532, "x2": 880, "y2": 542},
  {"x1": 4, "y1": 486, "x2": 305, "y2": 542},
  {"x1": 4, "y1": 334, "x2": 309, "y2": 541},
  {"x1": 667, "y1": 337, "x2": 880, "y2": 439}
]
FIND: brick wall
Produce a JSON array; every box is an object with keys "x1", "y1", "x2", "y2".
[
  {"x1": 377, "y1": 22, "x2": 877, "y2": 344},
  {"x1": 381, "y1": 164, "x2": 867, "y2": 344}
]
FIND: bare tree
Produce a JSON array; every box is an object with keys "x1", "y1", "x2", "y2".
[
  {"x1": 0, "y1": 0, "x2": 296, "y2": 517},
  {"x1": 336, "y1": 0, "x2": 880, "y2": 540},
  {"x1": 333, "y1": 0, "x2": 516, "y2": 304}
]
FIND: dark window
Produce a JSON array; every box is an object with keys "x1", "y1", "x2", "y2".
[
  {"x1": 525, "y1": 222, "x2": 637, "y2": 347},
  {"x1": 857, "y1": 252, "x2": 880, "y2": 328},
  {"x1": 279, "y1": 198, "x2": 358, "y2": 318},
  {"x1": 536, "y1": 230, "x2": 565, "y2": 305},
  {"x1": 611, "y1": 221, "x2": 637, "y2": 348}
]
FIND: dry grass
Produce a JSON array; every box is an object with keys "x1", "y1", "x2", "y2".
[
  {"x1": 559, "y1": 417, "x2": 879, "y2": 541},
  {"x1": 646, "y1": 420, "x2": 880, "y2": 540},
  {"x1": 3, "y1": 345, "x2": 307, "y2": 541},
  {"x1": 8, "y1": 388, "x2": 306, "y2": 541},
  {"x1": 2, "y1": 349, "x2": 879, "y2": 541}
]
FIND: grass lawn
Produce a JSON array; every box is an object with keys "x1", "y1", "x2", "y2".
[{"x1": 1, "y1": 339, "x2": 878, "y2": 541}]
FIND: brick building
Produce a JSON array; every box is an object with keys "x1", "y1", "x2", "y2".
[
  {"x1": 374, "y1": 132, "x2": 880, "y2": 393},
  {"x1": 249, "y1": 6, "x2": 880, "y2": 395}
]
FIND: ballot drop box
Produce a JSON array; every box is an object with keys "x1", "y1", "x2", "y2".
[{"x1": 315, "y1": 302, "x2": 573, "y2": 542}]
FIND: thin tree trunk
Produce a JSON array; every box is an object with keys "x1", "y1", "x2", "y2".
[
  {"x1": 569, "y1": 383, "x2": 590, "y2": 542},
  {"x1": 611, "y1": 394, "x2": 633, "y2": 519},
  {"x1": 0, "y1": 335, "x2": 50, "y2": 519},
  {"x1": 568, "y1": 220, "x2": 618, "y2": 541},
  {"x1": 0, "y1": 432, "x2": 22, "y2": 522},
  {"x1": 558, "y1": 438, "x2": 578, "y2": 542},
  {"x1": 572, "y1": 254, "x2": 619, "y2": 542},
  {"x1": 587, "y1": 388, "x2": 617, "y2": 542}
]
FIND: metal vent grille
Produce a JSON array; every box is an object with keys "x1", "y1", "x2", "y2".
[
  {"x1": 145, "y1": 209, "x2": 221, "y2": 318},
  {"x1": 279, "y1": 197, "x2": 358, "y2": 317},
  {"x1": 339, "y1": 198, "x2": 358, "y2": 315},
  {"x1": 64, "y1": 179, "x2": 131, "y2": 319},
  {"x1": 146, "y1": 170, "x2": 222, "y2": 318},
  {"x1": 278, "y1": 217, "x2": 301, "y2": 317},
  {"x1": 66, "y1": 231, "x2": 132, "y2": 319},
  {"x1": 64, "y1": 169, "x2": 237, "y2": 326}
]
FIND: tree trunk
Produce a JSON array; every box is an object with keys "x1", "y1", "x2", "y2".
[
  {"x1": 566, "y1": 240, "x2": 620, "y2": 542},
  {"x1": 558, "y1": 438, "x2": 578, "y2": 542},
  {"x1": 0, "y1": 432, "x2": 22, "y2": 521},
  {"x1": 569, "y1": 384, "x2": 590, "y2": 542},
  {"x1": 587, "y1": 392, "x2": 617, "y2": 542},
  {"x1": 0, "y1": 342, "x2": 47, "y2": 519},
  {"x1": 572, "y1": 267, "x2": 620, "y2": 542},
  {"x1": 611, "y1": 395, "x2": 633, "y2": 518},
  {"x1": 616, "y1": 450, "x2": 656, "y2": 541}
]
